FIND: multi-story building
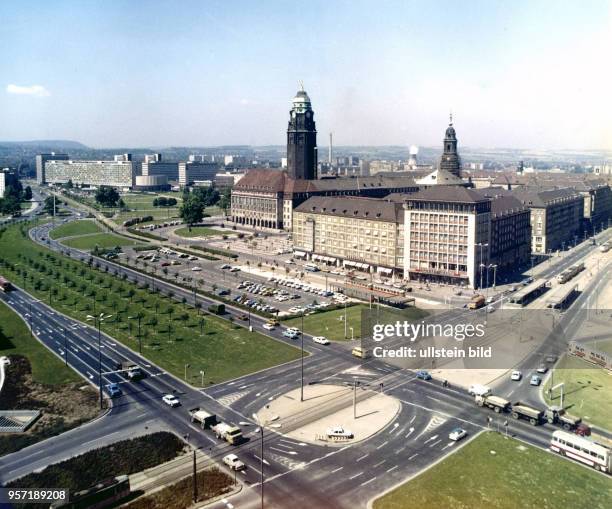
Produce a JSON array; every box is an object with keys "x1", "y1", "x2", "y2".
[
  {"x1": 513, "y1": 188, "x2": 584, "y2": 254},
  {"x1": 178, "y1": 160, "x2": 220, "y2": 186},
  {"x1": 0, "y1": 168, "x2": 19, "y2": 198},
  {"x1": 292, "y1": 196, "x2": 404, "y2": 277},
  {"x1": 141, "y1": 154, "x2": 179, "y2": 181},
  {"x1": 231, "y1": 169, "x2": 418, "y2": 230},
  {"x1": 35, "y1": 153, "x2": 69, "y2": 184},
  {"x1": 403, "y1": 187, "x2": 491, "y2": 289},
  {"x1": 476, "y1": 191, "x2": 532, "y2": 272},
  {"x1": 43, "y1": 157, "x2": 135, "y2": 188}
]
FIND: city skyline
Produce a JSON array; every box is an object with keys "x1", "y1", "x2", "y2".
[{"x1": 1, "y1": 1, "x2": 611, "y2": 150}]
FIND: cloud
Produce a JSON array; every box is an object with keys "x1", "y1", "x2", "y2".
[{"x1": 6, "y1": 84, "x2": 50, "y2": 97}]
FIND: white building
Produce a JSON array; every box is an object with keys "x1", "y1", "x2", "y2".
[
  {"x1": 44, "y1": 158, "x2": 135, "y2": 189},
  {"x1": 178, "y1": 160, "x2": 220, "y2": 186}
]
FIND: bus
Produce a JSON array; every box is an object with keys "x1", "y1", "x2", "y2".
[
  {"x1": 0, "y1": 276, "x2": 12, "y2": 292},
  {"x1": 550, "y1": 430, "x2": 611, "y2": 473}
]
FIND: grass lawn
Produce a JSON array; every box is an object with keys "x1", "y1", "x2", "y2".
[
  {"x1": 373, "y1": 431, "x2": 612, "y2": 509},
  {"x1": 543, "y1": 350, "x2": 612, "y2": 430},
  {"x1": 49, "y1": 219, "x2": 103, "y2": 239},
  {"x1": 62, "y1": 232, "x2": 144, "y2": 250},
  {"x1": 0, "y1": 300, "x2": 80, "y2": 384},
  {"x1": 283, "y1": 304, "x2": 428, "y2": 342},
  {"x1": 174, "y1": 226, "x2": 225, "y2": 238},
  {"x1": 0, "y1": 222, "x2": 301, "y2": 385},
  {"x1": 113, "y1": 192, "x2": 183, "y2": 224}
]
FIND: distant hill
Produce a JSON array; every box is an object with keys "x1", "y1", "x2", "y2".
[{"x1": 0, "y1": 140, "x2": 89, "y2": 150}]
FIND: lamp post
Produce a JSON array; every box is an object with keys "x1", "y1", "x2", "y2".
[
  {"x1": 300, "y1": 310, "x2": 305, "y2": 402},
  {"x1": 252, "y1": 413, "x2": 267, "y2": 509},
  {"x1": 350, "y1": 326, "x2": 354, "y2": 341},
  {"x1": 184, "y1": 363, "x2": 190, "y2": 381},
  {"x1": 128, "y1": 313, "x2": 143, "y2": 354},
  {"x1": 86, "y1": 312, "x2": 113, "y2": 410},
  {"x1": 476, "y1": 243, "x2": 488, "y2": 289}
]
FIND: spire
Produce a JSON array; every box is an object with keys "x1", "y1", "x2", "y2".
[
  {"x1": 449, "y1": 111, "x2": 453, "y2": 125},
  {"x1": 299, "y1": 80, "x2": 304, "y2": 92}
]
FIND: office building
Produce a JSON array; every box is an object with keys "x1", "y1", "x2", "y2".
[
  {"x1": 36, "y1": 153, "x2": 69, "y2": 184},
  {"x1": 292, "y1": 196, "x2": 404, "y2": 276},
  {"x1": 141, "y1": 154, "x2": 179, "y2": 181},
  {"x1": 0, "y1": 169, "x2": 19, "y2": 198},
  {"x1": 178, "y1": 160, "x2": 220, "y2": 186},
  {"x1": 43, "y1": 157, "x2": 135, "y2": 188}
]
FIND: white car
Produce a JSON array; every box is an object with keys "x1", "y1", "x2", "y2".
[
  {"x1": 448, "y1": 428, "x2": 467, "y2": 441},
  {"x1": 263, "y1": 323, "x2": 276, "y2": 331},
  {"x1": 223, "y1": 454, "x2": 246, "y2": 471},
  {"x1": 510, "y1": 370, "x2": 522, "y2": 381},
  {"x1": 326, "y1": 426, "x2": 353, "y2": 438},
  {"x1": 162, "y1": 394, "x2": 181, "y2": 407},
  {"x1": 313, "y1": 336, "x2": 330, "y2": 345},
  {"x1": 229, "y1": 266, "x2": 241, "y2": 272},
  {"x1": 486, "y1": 305, "x2": 495, "y2": 313},
  {"x1": 191, "y1": 266, "x2": 202, "y2": 271}
]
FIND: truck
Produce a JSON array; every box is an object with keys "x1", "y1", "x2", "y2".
[
  {"x1": 0, "y1": 276, "x2": 13, "y2": 292},
  {"x1": 544, "y1": 406, "x2": 582, "y2": 431},
  {"x1": 511, "y1": 401, "x2": 544, "y2": 425},
  {"x1": 475, "y1": 395, "x2": 511, "y2": 413},
  {"x1": 189, "y1": 407, "x2": 219, "y2": 429},
  {"x1": 117, "y1": 361, "x2": 144, "y2": 380},
  {"x1": 211, "y1": 422, "x2": 244, "y2": 445},
  {"x1": 468, "y1": 294, "x2": 485, "y2": 310},
  {"x1": 468, "y1": 384, "x2": 492, "y2": 397}
]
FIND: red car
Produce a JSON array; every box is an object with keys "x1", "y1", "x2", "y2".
[{"x1": 161, "y1": 262, "x2": 170, "y2": 267}]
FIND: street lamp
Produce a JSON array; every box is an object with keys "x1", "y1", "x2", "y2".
[
  {"x1": 349, "y1": 326, "x2": 354, "y2": 341},
  {"x1": 300, "y1": 310, "x2": 305, "y2": 402},
  {"x1": 252, "y1": 413, "x2": 267, "y2": 509},
  {"x1": 184, "y1": 363, "x2": 190, "y2": 381},
  {"x1": 128, "y1": 313, "x2": 143, "y2": 354},
  {"x1": 86, "y1": 312, "x2": 113, "y2": 410},
  {"x1": 476, "y1": 243, "x2": 488, "y2": 289}
]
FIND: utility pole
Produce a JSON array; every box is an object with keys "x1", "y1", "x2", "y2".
[
  {"x1": 260, "y1": 426, "x2": 264, "y2": 509},
  {"x1": 353, "y1": 381, "x2": 357, "y2": 419},
  {"x1": 192, "y1": 450, "x2": 198, "y2": 503},
  {"x1": 300, "y1": 311, "x2": 304, "y2": 402}
]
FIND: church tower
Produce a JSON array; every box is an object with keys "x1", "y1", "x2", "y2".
[
  {"x1": 439, "y1": 114, "x2": 461, "y2": 177},
  {"x1": 287, "y1": 86, "x2": 317, "y2": 180}
]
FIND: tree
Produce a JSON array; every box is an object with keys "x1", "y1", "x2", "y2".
[
  {"x1": 95, "y1": 186, "x2": 120, "y2": 207},
  {"x1": 62, "y1": 180, "x2": 73, "y2": 189},
  {"x1": 23, "y1": 186, "x2": 33, "y2": 201},
  {"x1": 219, "y1": 188, "x2": 231, "y2": 215},
  {"x1": 0, "y1": 196, "x2": 21, "y2": 216},
  {"x1": 117, "y1": 198, "x2": 127, "y2": 211},
  {"x1": 179, "y1": 195, "x2": 204, "y2": 230},
  {"x1": 43, "y1": 196, "x2": 56, "y2": 215}
]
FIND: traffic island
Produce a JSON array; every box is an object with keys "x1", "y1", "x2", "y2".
[{"x1": 256, "y1": 383, "x2": 400, "y2": 446}]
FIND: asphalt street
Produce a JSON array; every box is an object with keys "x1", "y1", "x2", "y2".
[{"x1": 1, "y1": 212, "x2": 610, "y2": 508}]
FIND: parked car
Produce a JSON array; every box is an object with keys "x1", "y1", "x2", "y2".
[
  {"x1": 191, "y1": 266, "x2": 202, "y2": 271},
  {"x1": 162, "y1": 394, "x2": 181, "y2": 407},
  {"x1": 449, "y1": 428, "x2": 467, "y2": 441},
  {"x1": 223, "y1": 454, "x2": 246, "y2": 471},
  {"x1": 530, "y1": 375, "x2": 542, "y2": 386},
  {"x1": 416, "y1": 370, "x2": 432, "y2": 380},
  {"x1": 313, "y1": 336, "x2": 330, "y2": 345},
  {"x1": 220, "y1": 264, "x2": 231, "y2": 269},
  {"x1": 510, "y1": 370, "x2": 522, "y2": 381}
]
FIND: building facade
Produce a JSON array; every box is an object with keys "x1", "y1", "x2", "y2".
[
  {"x1": 513, "y1": 188, "x2": 584, "y2": 254},
  {"x1": 178, "y1": 161, "x2": 220, "y2": 186},
  {"x1": 287, "y1": 88, "x2": 317, "y2": 180},
  {"x1": 403, "y1": 187, "x2": 491, "y2": 289},
  {"x1": 36, "y1": 153, "x2": 69, "y2": 184},
  {"x1": 43, "y1": 158, "x2": 135, "y2": 188},
  {"x1": 231, "y1": 169, "x2": 419, "y2": 230},
  {"x1": 292, "y1": 196, "x2": 404, "y2": 276},
  {"x1": 141, "y1": 154, "x2": 179, "y2": 181}
]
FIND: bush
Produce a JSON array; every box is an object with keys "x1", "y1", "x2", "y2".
[
  {"x1": 189, "y1": 244, "x2": 237, "y2": 259},
  {"x1": 126, "y1": 228, "x2": 166, "y2": 241},
  {"x1": 7, "y1": 432, "x2": 185, "y2": 493}
]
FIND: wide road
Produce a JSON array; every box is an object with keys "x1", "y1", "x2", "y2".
[{"x1": 1, "y1": 215, "x2": 609, "y2": 508}]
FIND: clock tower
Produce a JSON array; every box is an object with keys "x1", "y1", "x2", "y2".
[{"x1": 287, "y1": 86, "x2": 317, "y2": 180}]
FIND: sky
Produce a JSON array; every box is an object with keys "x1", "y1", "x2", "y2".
[{"x1": 1, "y1": 0, "x2": 611, "y2": 150}]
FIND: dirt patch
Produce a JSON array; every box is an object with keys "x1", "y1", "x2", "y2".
[{"x1": 0, "y1": 355, "x2": 100, "y2": 456}]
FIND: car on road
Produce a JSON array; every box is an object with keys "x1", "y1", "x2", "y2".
[
  {"x1": 162, "y1": 394, "x2": 181, "y2": 407},
  {"x1": 313, "y1": 336, "x2": 330, "y2": 345},
  {"x1": 220, "y1": 264, "x2": 231, "y2": 270},
  {"x1": 223, "y1": 454, "x2": 246, "y2": 471},
  {"x1": 161, "y1": 262, "x2": 170, "y2": 266},
  {"x1": 191, "y1": 266, "x2": 202, "y2": 271},
  {"x1": 530, "y1": 375, "x2": 542, "y2": 386},
  {"x1": 237, "y1": 313, "x2": 249, "y2": 321},
  {"x1": 416, "y1": 370, "x2": 432, "y2": 380},
  {"x1": 229, "y1": 266, "x2": 241, "y2": 272},
  {"x1": 449, "y1": 428, "x2": 467, "y2": 441},
  {"x1": 486, "y1": 305, "x2": 495, "y2": 313},
  {"x1": 263, "y1": 323, "x2": 276, "y2": 331},
  {"x1": 283, "y1": 330, "x2": 299, "y2": 339},
  {"x1": 510, "y1": 370, "x2": 522, "y2": 381},
  {"x1": 536, "y1": 364, "x2": 548, "y2": 374},
  {"x1": 106, "y1": 383, "x2": 122, "y2": 398}
]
